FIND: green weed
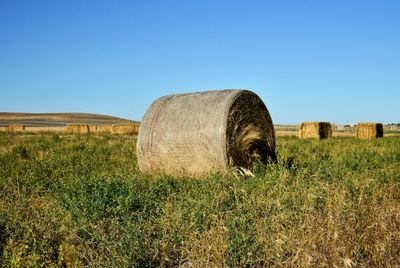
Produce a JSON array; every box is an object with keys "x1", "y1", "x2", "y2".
[{"x1": 0, "y1": 133, "x2": 399, "y2": 266}]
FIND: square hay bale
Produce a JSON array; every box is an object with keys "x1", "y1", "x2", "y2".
[
  {"x1": 66, "y1": 124, "x2": 90, "y2": 134},
  {"x1": 112, "y1": 123, "x2": 140, "y2": 135},
  {"x1": 356, "y1": 123, "x2": 383, "y2": 139},
  {"x1": 299, "y1": 122, "x2": 332, "y2": 139},
  {"x1": 88, "y1": 125, "x2": 98, "y2": 133},
  {"x1": 8, "y1": 124, "x2": 25, "y2": 132},
  {"x1": 96, "y1": 124, "x2": 113, "y2": 133}
]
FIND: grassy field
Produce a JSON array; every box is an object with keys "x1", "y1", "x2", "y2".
[{"x1": 0, "y1": 132, "x2": 399, "y2": 267}]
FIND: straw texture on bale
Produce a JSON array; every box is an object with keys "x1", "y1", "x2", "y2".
[
  {"x1": 8, "y1": 124, "x2": 25, "y2": 132},
  {"x1": 299, "y1": 122, "x2": 332, "y2": 139},
  {"x1": 137, "y1": 89, "x2": 276, "y2": 176},
  {"x1": 356, "y1": 123, "x2": 383, "y2": 139},
  {"x1": 112, "y1": 124, "x2": 140, "y2": 135},
  {"x1": 67, "y1": 124, "x2": 90, "y2": 134},
  {"x1": 96, "y1": 124, "x2": 113, "y2": 133},
  {"x1": 88, "y1": 125, "x2": 98, "y2": 133}
]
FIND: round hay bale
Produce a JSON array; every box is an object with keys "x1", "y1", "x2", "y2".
[
  {"x1": 137, "y1": 89, "x2": 276, "y2": 176},
  {"x1": 112, "y1": 124, "x2": 139, "y2": 135},
  {"x1": 66, "y1": 124, "x2": 90, "y2": 134},
  {"x1": 356, "y1": 122, "x2": 383, "y2": 139},
  {"x1": 299, "y1": 122, "x2": 332, "y2": 139},
  {"x1": 8, "y1": 124, "x2": 25, "y2": 132}
]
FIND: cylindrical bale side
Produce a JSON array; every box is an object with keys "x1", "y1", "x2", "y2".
[
  {"x1": 66, "y1": 124, "x2": 90, "y2": 134},
  {"x1": 112, "y1": 124, "x2": 139, "y2": 135},
  {"x1": 299, "y1": 122, "x2": 318, "y2": 138},
  {"x1": 96, "y1": 124, "x2": 113, "y2": 133},
  {"x1": 137, "y1": 89, "x2": 276, "y2": 176},
  {"x1": 357, "y1": 123, "x2": 383, "y2": 139},
  {"x1": 8, "y1": 124, "x2": 25, "y2": 132},
  {"x1": 299, "y1": 122, "x2": 331, "y2": 139},
  {"x1": 88, "y1": 125, "x2": 98, "y2": 133}
]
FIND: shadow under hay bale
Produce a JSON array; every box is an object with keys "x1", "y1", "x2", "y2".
[
  {"x1": 66, "y1": 124, "x2": 90, "y2": 134},
  {"x1": 137, "y1": 89, "x2": 276, "y2": 177},
  {"x1": 299, "y1": 122, "x2": 332, "y2": 139},
  {"x1": 356, "y1": 123, "x2": 383, "y2": 139},
  {"x1": 8, "y1": 124, "x2": 25, "y2": 132},
  {"x1": 112, "y1": 124, "x2": 140, "y2": 135}
]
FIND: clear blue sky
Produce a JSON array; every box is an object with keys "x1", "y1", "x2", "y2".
[{"x1": 1, "y1": 1, "x2": 399, "y2": 124}]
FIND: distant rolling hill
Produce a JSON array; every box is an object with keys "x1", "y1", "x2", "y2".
[{"x1": 0, "y1": 112, "x2": 138, "y2": 127}]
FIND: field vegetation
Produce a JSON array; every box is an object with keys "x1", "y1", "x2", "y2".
[{"x1": 0, "y1": 132, "x2": 399, "y2": 266}]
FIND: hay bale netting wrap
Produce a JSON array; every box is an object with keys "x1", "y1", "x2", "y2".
[
  {"x1": 8, "y1": 124, "x2": 25, "y2": 132},
  {"x1": 112, "y1": 124, "x2": 139, "y2": 135},
  {"x1": 66, "y1": 124, "x2": 90, "y2": 134},
  {"x1": 356, "y1": 122, "x2": 383, "y2": 139},
  {"x1": 299, "y1": 122, "x2": 332, "y2": 139},
  {"x1": 137, "y1": 89, "x2": 276, "y2": 176}
]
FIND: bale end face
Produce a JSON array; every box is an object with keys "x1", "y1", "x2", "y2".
[
  {"x1": 226, "y1": 91, "x2": 276, "y2": 168},
  {"x1": 356, "y1": 123, "x2": 383, "y2": 139},
  {"x1": 299, "y1": 122, "x2": 332, "y2": 139}
]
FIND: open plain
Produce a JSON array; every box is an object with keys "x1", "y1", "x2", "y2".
[{"x1": 0, "y1": 131, "x2": 399, "y2": 266}]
